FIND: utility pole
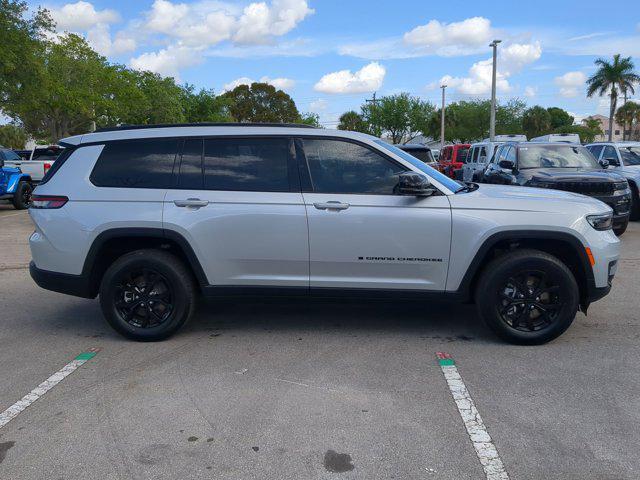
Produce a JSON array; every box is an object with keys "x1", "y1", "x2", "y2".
[
  {"x1": 366, "y1": 92, "x2": 380, "y2": 137},
  {"x1": 440, "y1": 85, "x2": 447, "y2": 150},
  {"x1": 489, "y1": 39, "x2": 501, "y2": 142}
]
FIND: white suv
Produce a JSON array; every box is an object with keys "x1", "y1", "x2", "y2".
[{"x1": 29, "y1": 124, "x2": 620, "y2": 344}]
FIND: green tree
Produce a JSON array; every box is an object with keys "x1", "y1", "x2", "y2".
[
  {"x1": 337, "y1": 111, "x2": 369, "y2": 133},
  {"x1": 0, "y1": 0, "x2": 52, "y2": 113},
  {"x1": 553, "y1": 125, "x2": 597, "y2": 143},
  {"x1": 615, "y1": 102, "x2": 640, "y2": 141},
  {"x1": 582, "y1": 117, "x2": 604, "y2": 141},
  {"x1": 587, "y1": 54, "x2": 640, "y2": 141},
  {"x1": 360, "y1": 93, "x2": 434, "y2": 143},
  {"x1": 546, "y1": 107, "x2": 574, "y2": 130},
  {"x1": 181, "y1": 86, "x2": 231, "y2": 123},
  {"x1": 299, "y1": 112, "x2": 321, "y2": 127},
  {"x1": 495, "y1": 99, "x2": 526, "y2": 136},
  {"x1": 222, "y1": 82, "x2": 301, "y2": 123},
  {"x1": 522, "y1": 106, "x2": 552, "y2": 139},
  {"x1": 0, "y1": 124, "x2": 28, "y2": 149}
]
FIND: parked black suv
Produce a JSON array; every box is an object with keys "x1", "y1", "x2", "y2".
[{"x1": 482, "y1": 142, "x2": 631, "y2": 235}]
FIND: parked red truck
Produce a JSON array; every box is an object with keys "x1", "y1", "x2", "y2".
[{"x1": 438, "y1": 144, "x2": 470, "y2": 179}]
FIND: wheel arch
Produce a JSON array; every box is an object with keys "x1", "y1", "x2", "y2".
[
  {"x1": 82, "y1": 228, "x2": 208, "y2": 298},
  {"x1": 458, "y1": 230, "x2": 595, "y2": 307}
]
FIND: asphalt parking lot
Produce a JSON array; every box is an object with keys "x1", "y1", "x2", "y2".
[{"x1": 1, "y1": 204, "x2": 639, "y2": 479}]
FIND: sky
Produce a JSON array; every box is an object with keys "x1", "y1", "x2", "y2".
[{"x1": 26, "y1": 0, "x2": 640, "y2": 127}]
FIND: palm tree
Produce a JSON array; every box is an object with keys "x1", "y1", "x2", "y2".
[
  {"x1": 587, "y1": 54, "x2": 640, "y2": 141},
  {"x1": 615, "y1": 101, "x2": 640, "y2": 141}
]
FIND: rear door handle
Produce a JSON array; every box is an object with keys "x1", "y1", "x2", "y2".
[
  {"x1": 313, "y1": 201, "x2": 350, "y2": 211},
  {"x1": 173, "y1": 198, "x2": 209, "y2": 208}
]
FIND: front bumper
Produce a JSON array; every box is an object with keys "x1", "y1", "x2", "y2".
[{"x1": 593, "y1": 192, "x2": 631, "y2": 227}]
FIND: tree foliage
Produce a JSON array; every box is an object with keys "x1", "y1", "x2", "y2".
[
  {"x1": 361, "y1": 93, "x2": 435, "y2": 143},
  {"x1": 522, "y1": 106, "x2": 552, "y2": 139},
  {"x1": 337, "y1": 111, "x2": 369, "y2": 134},
  {"x1": 587, "y1": 54, "x2": 640, "y2": 141},
  {"x1": 546, "y1": 107, "x2": 574, "y2": 130},
  {"x1": 221, "y1": 82, "x2": 301, "y2": 123},
  {"x1": 615, "y1": 101, "x2": 640, "y2": 141},
  {"x1": 0, "y1": 124, "x2": 27, "y2": 149}
]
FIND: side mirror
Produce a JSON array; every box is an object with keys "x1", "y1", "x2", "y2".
[
  {"x1": 599, "y1": 159, "x2": 610, "y2": 168},
  {"x1": 499, "y1": 159, "x2": 516, "y2": 170},
  {"x1": 396, "y1": 172, "x2": 436, "y2": 197}
]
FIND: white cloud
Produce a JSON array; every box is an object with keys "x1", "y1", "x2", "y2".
[
  {"x1": 524, "y1": 86, "x2": 537, "y2": 97},
  {"x1": 222, "y1": 76, "x2": 296, "y2": 91},
  {"x1": 50, "y1": 1, "x2": 120, "y2": 31},
  {"x1": 555, "y1": 71, "x2": 587, "y2": 98},
  {"x1": 233, "y1": 0, "x2": 315, "y2": 44},
  {"x1": 404, "y1": 17, "x2": 493, "y2": 54},
  {"x1": 86, "y1": 24, "x2": 136, "y2": 56},
  {"x1": 435, "y1": 42, "x2": 542, "y2": 95},
  {"x1": 314, "y1": 62, "x2": 386, "y2": 94},
  {"x1": 309, "y1": 99, "x2": 328, "y2": 112},
  {"x1": 129, "y1": 46, "x2": 203, "y2": 79},
  {"x1": 144, "y1": 0, "x2": 313, "y2": 47}
]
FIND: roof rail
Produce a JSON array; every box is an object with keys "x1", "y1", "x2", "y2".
[{"x1": 94, "y1": 122, "x2": 318, "y2": 133}]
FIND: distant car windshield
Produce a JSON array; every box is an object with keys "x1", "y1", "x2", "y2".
[
  {"x1": 401, "y1": 147, "x2": 435, "y2": 163},
  {"x1": 456, "y1": 147, "x2": 470, "y2": 163},
  {"x1": 374, "y1": 140, "x2": 462, "y2": 192},
  {"x1": 620, "y1": 147, "x2": 640, "y2": 166},
  {"x1": 518, "y1": 144, "x2": 599, "y2": 169}
]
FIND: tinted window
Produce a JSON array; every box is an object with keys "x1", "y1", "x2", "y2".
[
  {"x1": 456, "y1": 147, "x2": 470, "y2": 163},
  {"x1": 4, "y1": 150, "x2": 21, "y2": 161},
  {"x1": 91, "y1": 139, "x2": 178, "y2": 188},
  {"x1": 479, "y1": 147, "x2": 488, "y2": 162},
  {"x1": 178, "y1": 139, "x2": 203, "y2": 189},
  {"x1": 472, "y1": 148, "x2": 479, "y2": 162},
  {"x1": 505, "y1": 146, "x2": 516, "y2": 163},
  {"x1": 303, "y1": 139, "x2": 405, "y2": 194},
  {"x1": 400, "y1": 147, "x2": 432, "y2": 163},
  {"x1": 602, "y1": 146, "x2": 618, "y2": 162},
  {"x1": 620, "y1": 147, "x2": 640, "y2": 166},
  {"x1": 203, "y1": 137, "x2": 289, "y2": 192},
  {"x1": 588, "y1": 145, "x2": 604, "y2": 159}
]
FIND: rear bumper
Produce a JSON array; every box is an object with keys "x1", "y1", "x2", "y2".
[{"x1": 29, "y1": 261, "x2": 95, "y2": 299}]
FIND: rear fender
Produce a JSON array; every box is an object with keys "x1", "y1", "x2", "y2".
[{"x1": 6, "y1": 173, "x2": 32, "y2": 193}]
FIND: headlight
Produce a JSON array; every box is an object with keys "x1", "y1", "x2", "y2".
[
  {"x1": 587, "y1": 213, "x2": 613, "y2": 231},
  {"x1": 614, "y1": 181, "x2": 630, "y2": 196}
]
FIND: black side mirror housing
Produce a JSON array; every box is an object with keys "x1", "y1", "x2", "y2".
[
  {"x1": 397, "y1": 172, "x2": 437, "y2": 196},
  {"x1": 0, "y1": 159, "x2": 4, "y2": 168},
  {"x1": 599, "y1": 159, "x2": 610, "y2": 168},
  {"x1": 498, "y1": 159, "x2": 516, "y2": 171}
]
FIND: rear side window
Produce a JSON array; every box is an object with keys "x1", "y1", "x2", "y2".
[
  {"x1": 588, "y1": 145, "x2": 603, "y2": 159},
  {"x1": 39, "y1": 146, "x2": 76, "y2": 185},
  {"x1": 91, "y1": 139, "x2": 178, "y2": 188},
  {"x1": 203, "y1": 137, "x2": 290, "y2": 192}
]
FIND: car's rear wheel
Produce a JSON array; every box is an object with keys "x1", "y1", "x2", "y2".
[
  {"x1": 12, "y1": 181, "x2": 32, "y2": 210},
  {"x1": 475, "y1": 249, "x2": 579, "y2": 345},
  {"x1": 99, "y1": 249, "x2": 196, "y2": 341}
]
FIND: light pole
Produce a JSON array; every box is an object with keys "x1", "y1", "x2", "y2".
[
  {"x1": 489, "y1": 39, "x2": 501, "y2": 142},
  {"x1": 440, "y1": 84, "x2": 447, "y2": 150}
]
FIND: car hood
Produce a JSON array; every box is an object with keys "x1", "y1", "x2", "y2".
[
  {"x1": 1, "y1": 166, "x2": 22, "y2": 175},
  {"x1": 449, "y1": 183, "x2": 611, "y2": 215},
  {"x1": 520, "y1": 168, "x2": 623, "y2": 183}
]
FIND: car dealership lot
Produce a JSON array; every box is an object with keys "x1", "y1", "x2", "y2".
[{"x1": 1, "y1": 204, "x2": 640, "y2": 479}]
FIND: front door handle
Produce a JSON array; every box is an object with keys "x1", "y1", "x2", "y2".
[
  {"x1": 173, "y1": 198, "x2": 209, "y2": 208},
  {"x1": 313, "y1": 201, "x2": 350, "y2": 211}
]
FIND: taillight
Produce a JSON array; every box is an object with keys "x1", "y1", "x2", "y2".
[
  {"x1": 30, "y1": 195, "x2": 68, "y2": 209},
  {"x1": 44, "y1": 163, "x2": 52, "y2": 172}
]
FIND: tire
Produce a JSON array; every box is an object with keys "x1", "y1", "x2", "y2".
[
  {"x1": 475, "y1": 249, "x2": 579, "y2": 345},
  {"x1": 629, "y1": 183, "x2": 640, "y2": 221},
  {"x1": 613, "y1": 220, "x2": 628, "y2": 236},
  {"x1": 12, "y1": 181, "x2": 32, "y2": 210},
  {"x1": 99, "y1": 249, "x2": 197, "y2": 341}
]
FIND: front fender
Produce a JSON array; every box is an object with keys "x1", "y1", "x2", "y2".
[{"x1": 6, "y1": 173, "x2": 31, "y2": 193}]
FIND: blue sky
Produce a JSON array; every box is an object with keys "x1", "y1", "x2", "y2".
[{"x1": 32, "y1": 0, "x2": 640, "y2": 126}]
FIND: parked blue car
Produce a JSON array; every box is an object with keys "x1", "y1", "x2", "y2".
[{"x1": 0, "y1": 147, "x2": 33, "y2": 209}]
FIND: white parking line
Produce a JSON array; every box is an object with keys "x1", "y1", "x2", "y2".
[
  {"x1": 0, "y1": 348, "x2": 100, "y2": 429},
  {"x1": 436, "y1": 352, "x2": 509, "y2": 480}
]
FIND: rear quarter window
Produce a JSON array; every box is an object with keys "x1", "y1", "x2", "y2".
[{"x1": 91, "y1": 139, "x2": 178, "y2": 188}]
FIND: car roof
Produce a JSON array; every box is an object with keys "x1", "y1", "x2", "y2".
[
  {"x1": 60, "y1": 124, "x2": 377, "y2": 146},
  {"x1": 586, "y1": 141, "x2": 640, "y2": 146}
]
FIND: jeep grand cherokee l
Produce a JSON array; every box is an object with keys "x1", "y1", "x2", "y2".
[
  {"x1": 482, "y1": 142, "x2": 631, "y2": 235},
  {"x1": 29, "y1": 124, "x2": 620, "y2": 344}
]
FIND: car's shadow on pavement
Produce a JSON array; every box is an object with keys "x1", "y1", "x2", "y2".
[{"x1": 37, "y1": 296, "x2": 497, "y2": 344}]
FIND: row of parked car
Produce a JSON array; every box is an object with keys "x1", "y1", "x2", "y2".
[
  {"x1": 0, "y1": 145, "x2": 65, "y2": 209},
  {"x1": 398, "y1": 136, "x2": 640, "y2": 236}
]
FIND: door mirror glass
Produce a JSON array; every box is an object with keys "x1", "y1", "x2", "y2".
[
  {"x1": 396, "y1": 172, "x2": 436, "y2": 196},
  {"x1": 499, "y1": 159, "x2": 516, "y2": 170}
]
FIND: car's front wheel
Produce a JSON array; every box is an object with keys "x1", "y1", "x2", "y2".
[
  {"x1": 475, "y1": 249, "x2": 579, "y2": 345},
  {"x1": 613, "y1": 219, "x2": 628, "y2": 236},
  {"x1": 99, "y1": 249, "x2": 197, "y2": 341}
]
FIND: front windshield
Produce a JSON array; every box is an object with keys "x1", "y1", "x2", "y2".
[
  {"x1": 518, "y1": 144, "x2": 599, "y2": 169},
  {"x1": 374, "y1": 140, "x2": 462, "y2": 192},
  {"x1": 620, "y1": 147, "x2": 640, "y2": 166},
  {"x1": 403, "y1": 148, "x2": 434, "y2": 163}
]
